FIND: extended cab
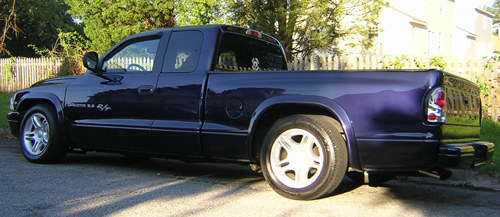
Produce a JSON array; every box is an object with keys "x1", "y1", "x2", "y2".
[{"x1": 7, "y1": 25, "x2": 495, "y2": 200}]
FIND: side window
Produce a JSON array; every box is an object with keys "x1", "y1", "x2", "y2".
[
  {"x1": 163, "y1": 31, "x2": 203, "y2": 72},
  {"x1": 215, "y1": 33, "x2": 287, "y2": 71},
  {"x1": 102, "y1": 38, "x2": 160, "y2": 73}
]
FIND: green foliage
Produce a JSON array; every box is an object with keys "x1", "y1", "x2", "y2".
[
  {"x1": 412, "y1": 57, "x2": 424, "y2": 69},
  {"x1": 475, "y1": 75, "x2": 490, "y2": 98},
  {"x1": 483, "y1": 51, "x2": 500, "y2": 72},
  {"x1": 0, "y1": 0, "x2": 82, "y2": 57},
  {"x1": 380, "y1": 55, "x2": 447, "y2": 70},
  {"x1": 479, "y1": 119, "x2": 500, "y2": 174},
  {"x1": 380, "y1": 55, "x2": 410, "y2": 69},
  {"x1": 480, "y1": 52, "x2": 500, "y2": 99},
  {"x1": 391, "y1": 55, "x2": 410, "y2": 69},
  {"x1": 429, "y1": 56, "x2": 446, "y2": 70},
  {"x1": 485, "y1": 0, "x2": 500, "y2": 25},
  {"x1": 55, "y1": 31, "x2": 89, "y2": 76},
  {"x1": 227, "y1": 0, "x2": 384, "y2": 59},
  {"x1": 227, "y1": 0, "x2": 302, "y2": 59},
  {"x1": 2, "y1": 57, "x2": 17, "y2": 84},
  {"x1": 176, "y1": 0, "x2": 225, "y2": 26},
  {"x1": 64, "y1": 0, "x2": 177, "y2": 54},
  {"x1": 0, "y1": 92, "x2": 12, "y2": 129},
  {"x1": 29, "y1": 31, "x2": 89, "y2": 75},
  {"x1": 62, "y1": 0, "x2": 383, "y2": 59},
  {"x1": 28, "y1": 44, "x2": 50, "y2": 57}
]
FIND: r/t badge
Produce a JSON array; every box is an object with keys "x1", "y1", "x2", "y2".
[{"x1": 97, "y1": 104, "x2": 111, "y2": 112}]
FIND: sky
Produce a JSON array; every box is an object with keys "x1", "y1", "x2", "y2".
[{"x1": 477, "y1": 0, "x2": 496, "y2": 8}]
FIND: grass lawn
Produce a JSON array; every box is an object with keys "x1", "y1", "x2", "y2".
[
  {"x1": 0, "y1": 91, "x2": 499, "y2": 173},
  {"x1": 479, "y1": 119, "x2": 500, "y2": 174},
  {"x1": 0, "y1": 92, "x2": 12, "y2": 129}
]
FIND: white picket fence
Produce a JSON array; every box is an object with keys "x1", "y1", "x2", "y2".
[
  {"x1": 105, "y1": 56, "x2": 154, "y2": 71},
  {"x1": 1, "y1": 55, "x2": 499, "y2": 120},
  {"x1": 0, "y1": 57, "x2": 63, "y2": 93},
  {"x1": 290, "y1": 55, "x2": 499, "y2": 120}
]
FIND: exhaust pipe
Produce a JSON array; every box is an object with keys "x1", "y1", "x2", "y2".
[{"x1": 419, "y1": 169, "x2": 452, "y2": 180}]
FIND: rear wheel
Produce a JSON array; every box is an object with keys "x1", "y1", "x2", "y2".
[
  {"x1": 20, "y1": 104, "x2": 66, "y2": 163},
  {"x1": 260, "y1": 115, "x2": 347, "y2": 200}
]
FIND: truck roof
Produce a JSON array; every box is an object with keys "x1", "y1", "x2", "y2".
[{"x1": 125, "y1": 25, "x2": 281, "y2": 46}]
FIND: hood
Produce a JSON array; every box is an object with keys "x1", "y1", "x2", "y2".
[{"x1": 31, "y1": 75, "x2": 79, "y2": 88}]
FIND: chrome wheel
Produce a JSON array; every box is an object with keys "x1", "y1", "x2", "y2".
[
  {"x1": 20, "y1": 104, "x2": 66, "y2": 163},
  {"x1": 261, "y1": 115, "x2": 347, "y2": 200},
  {"x1": 22, "y1": 113, "x2": 50, "y2": 156},
  {"x1": 270, "y1": 129, "x2": 325, "y2": 188}
]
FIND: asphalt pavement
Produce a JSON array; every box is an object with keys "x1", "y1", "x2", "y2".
[{"x1": 1, "y1": 136, "x2": 499, "y2": 217}]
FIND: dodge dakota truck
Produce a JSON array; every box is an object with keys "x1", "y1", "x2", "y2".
[{"x1": 7, "y1": 25, "x2": 495, "y2": 200}]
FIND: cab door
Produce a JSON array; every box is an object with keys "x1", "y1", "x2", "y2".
[
  {"x1": 152, "y1": 30, "x2": 206, "y2": 154},
  {"x1": 65, "y1": 34, "x2": 166, "y2": 151}
]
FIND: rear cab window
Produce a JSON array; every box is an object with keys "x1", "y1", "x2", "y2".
[
  {"x1": 215, "y1": 27, "x2": 287, "y2": 71},
  {"x1": 163, "y1": 31, "x2": 203, "y2": 73}
]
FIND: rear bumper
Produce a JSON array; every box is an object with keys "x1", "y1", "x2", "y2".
[
  {"x1": 438, "y1": 141, "x2": 495, "y2": 169},
  {"x1": 7, "y1": 112, "x2": 20, "y2": 137}
]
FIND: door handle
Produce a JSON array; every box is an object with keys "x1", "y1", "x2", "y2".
[{"x1": 137, "y1": 85, "x2": 155, "y2": 95}]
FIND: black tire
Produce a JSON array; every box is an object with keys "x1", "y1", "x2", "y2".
[
  {"x1": 260, "y1": 115, "x2": 348, "y2": 200},
  {"x1": 19, "y1": 104, "x2": 66, "y2": 163},
  {"x1": 346, "y1": 171, "x2": 394, "y2": 186}
]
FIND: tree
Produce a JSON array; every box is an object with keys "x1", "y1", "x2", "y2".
[
  {"x1": 486, "y1": 0, "x2": 500, "y2": 25},
  {"x1": 65, "y1": 0, "x2": 177, "y2": 54},
  {"x1": 30, "y1": 31, "x2": 89, "y2": 76},
  {"x1": 0, "y1": 0, "x2": 19, "y2": 56},
  {"x1": 176, "y1": 0, "x2": 225, "y2": 26},
  {"x1": 0, "y1": 0, "x2": 80, "y2": 57},
  {"x1": 227, "y1": 0, "x2": 383, "y2": 59}
]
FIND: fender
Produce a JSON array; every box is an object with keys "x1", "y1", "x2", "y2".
[
  {"x1": 17, "y1": 92, "x2": 66, "y2": 131},
  {"x1": 248, "y1": 95, "x2": 361, "y2": 170}
]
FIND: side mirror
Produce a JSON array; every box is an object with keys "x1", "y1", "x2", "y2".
[{"x1": 83, "y1": 52, "x2": 99, "y2": 72}]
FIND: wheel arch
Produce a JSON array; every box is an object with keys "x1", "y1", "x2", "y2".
[
  {"x1": 248, "y1": 95, "x2": 361, "y2": 170},
  {"x1": 17, "y1": 92, "x2": 66, "y2": 133}
]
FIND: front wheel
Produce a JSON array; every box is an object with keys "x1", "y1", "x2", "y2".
[
  {"x1": 260, "y1": 115, "x2": 347, "y2": 200},
  {"x1": 19, "y1": 104, "x2": 66, "y2": 163}
]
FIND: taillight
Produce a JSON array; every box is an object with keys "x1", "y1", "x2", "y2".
[{"x1": 427, "y1": 87, "x2": 446, "y2": 123}]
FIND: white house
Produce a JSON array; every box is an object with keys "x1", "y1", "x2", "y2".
[{"x1": 372, "y1": 0, "x2": 493, "y2": 60}]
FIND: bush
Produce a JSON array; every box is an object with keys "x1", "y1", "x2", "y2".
[{"x1": 29, "y1": 31, "x2": 88, "y2": 76}]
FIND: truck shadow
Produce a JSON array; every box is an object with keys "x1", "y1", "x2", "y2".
[
  {"x1": 3, "y1": 138, "x2": 497, "y2": 216},
  {"x1": 62, "y1": 151, "x2": 264, "y2": 181}
]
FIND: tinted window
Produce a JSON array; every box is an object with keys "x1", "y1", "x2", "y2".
[
  {"x1": 215, "y1": 33, "x2": 287, "y2": 71},
  {"x1": 163, "y1": 31, "x2": 203, "y2": 72},
  {"x1": 102, "y1": 39, "x2": 160, "y2": 73}
]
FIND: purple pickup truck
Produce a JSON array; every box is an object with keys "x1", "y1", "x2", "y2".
[{"x1": 7, "y1": 25, "x2": 495, "y2": 200}]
